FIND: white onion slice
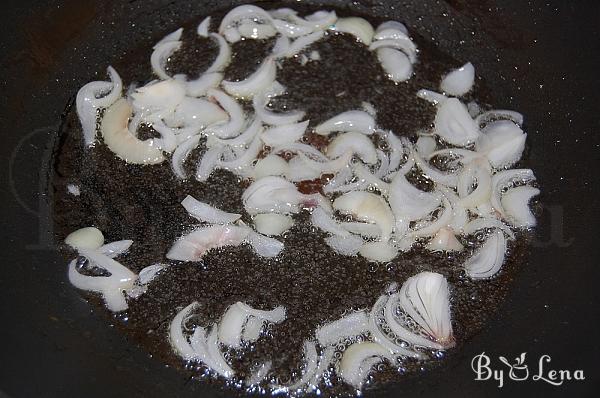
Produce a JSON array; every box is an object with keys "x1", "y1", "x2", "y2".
[
  {"x1": 154, "y1": 28, "x2": 183, "y2": 48},
  {"x1": 332, "y1": 17, "x2": 374, "y2": 44},
  {"x1": 462, "y1": 217, "x2": 515, "y2": 239},
  {"x1": 477, "y1": 120, "x2": 527, "y2": 169},
  {"x1": 186, "y1": 72, "x2": 223, "y2": 97},
  {"x1": 377, "y1": 48, "x2": 413, "y2": 82},
  {"x1": 316, "y1": 311, "x2": 369, "y2": 346},
  {"x1": 131, "y1": 79, "x2": 186, "y2": 115},
  {"x1": 254, "y1": 154, "x2": 290, "y2": 179},
  {"x1": 218, "y1": 134, "x2": 263, "y2": 175},
  {"x1": 333, "y1": 191, "x2": 394, "y2": 241},
  {"x1": 409, "y1": 197, "x2": 453, "y2": 238},
  {"x1": 458, "y1": 159, "x2": 492, "y2": 209},
  {"x1": 205, "y1": 326, "x2": 236, "y2": 378},
  {"x1": 490, "y1": 168, "x2": 536, "y2": 217},
  {"x1": 223, "y1": 57, "x2": 276, "y2": 99},
  {"x1": 219, "y1": 302, "x2": 286, "y2": 348},
  {"x1": 253, "y1": 92, "x2": 306, "y2": 126},
  {"x1": 369, "y1": 38, "x2": 417, "y2": 63},
  {"x1": 243, "y1": 176, "x2": 328, "y2": 215},
  {"x1": 434, "y1": 98, "x2": 481, "y2": 146},
  {"x1": 464, "y1": 230, "x2": 506, "y2": 279},
  {"x1": 244, "y1": 229, "x2": 285, "y2": 258},
  {"x1": 416, "y1": 136, "x2": 437, "y2": 157},
  {"x1": 426, "y1": 227, "x2": 464, "y2": 252},
  {"x1": 398, "y1": 272, "x2": 454, "y2": 348},
  {"x1": 166, "y1": 225, "x2": 249, "y2": 261},
  {"x1": 286, "y1": 151, "x2": 351, "y2": 182},
  {"x1": 76, "y1": 66, "x2": 123, "y2": 146},
  {"x1": 242, "y1": 317, "x2": 265, "y2": 343},
  {"x1": 208, "y1": 118, "x2": 262, "y2": 149},
  {"x1": 238, "y1": 21, "x2": 278, "y2": 39},
  {"x1": 324, "y1": 234, "x2": 364, "y2": 256},
  {"x1": 281, "y1": 31, "x2": 325, "y2": 58},
  {"x1": 501, "y1": 186, "x2": 540, "y2": 228},
  {"x1": 413, "y1": 150, "x2": 459, "y2": 188},
  {"x1": 389, "y1": 173, "x2": 441, "y2": 222},
  {"x1": 253, "y1": 213, "x2": 294, "y2": 236},
  {"x1": 197, "y1": 17, "x2": 211, "y2": 37},
  {"x1": 169, "y1": 302, "x2": 201, "y2": 360},
  {"x1": 340, "y1": 222, "x2": 381, "y2": 238},
  {"x1": 339, "y1": 342, "x2": 391, "y2": 389},
  {"x1": 172, "y1": 135, "x2": 201, "y2": 180},
  {"x1": 261, "y1": 120, "x2": 309, "y2": 147},
  {"x1": 65, "y1": 227, "x2": 104, "y2": 250},
  {"x1": 272, "y1": 19, "x2": 314, "y2": 37},
  {"x1": 181, "y1": 195, "x2": 241, "y2": 224},
  {"x1": 416, "y1": 89, "x2": 448, "y2": 105},
  {"x1": 440, "y1": 62, "x2": 475, "y2": 97},
  {"x1": 374, "y1": 21, "x2": 409, "y2": 38},
  {"x1": 311, "y1": 207, "x2": 350, "y2": 237},
  {"x1": 475, "y1": 109, "x2": 524, "y2": 128},
  {"x1": 151, "y1": 41, "x2": 182, "y2": 80},
  {"x1": 206, "y1": 89, "x2": 245, "y2": 139},
  {"x1": 219, "y1": 5, "x2": 273, "y2": 34},
  {"x1": 101, "y1": 99, "x2": 165, "y2": 164},
  {"x1": 170, "y1": 97, "x2": 229, "y2": 128},
  {"x1": 99, "y1": 239, "x2": 133, "y2": 258},
  {"x1": 273, "y1": 142, "x2": 329, "y2": 161},
  {"x1": 315, "y1": 110, "x2": 376, "y2": 136},
  {"x1": 206, "y1": 33, "x2": 232, "y2": 74},
  {"x1": 359, "y1": 241, "x2": 398, "y2": 262},
  {"x1": 327, "y1": 132, "x2": 378, "y2": 164}
]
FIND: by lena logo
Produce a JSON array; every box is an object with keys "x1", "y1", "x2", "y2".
[{"x1": 471, "y1": 352, "x2": 585, "y2": 388}]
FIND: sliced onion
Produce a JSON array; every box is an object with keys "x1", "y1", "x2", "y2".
[
  {"x1": 166, "y1": 225, "x2": 249, "y2": 261},
  {"x1": 359, "y1": 241, "x2": 398, "y2": 262},
  {"x1": 439, "y1": 186, "x2": 469, "y2": 233},
  {"x1": 426, "y1": 227, "x2": 464, "y2": 252},
  {"x1": 332, "y1": 17, "x2": 374, "y2": 44},
  {"x1": 416, "y1": 136, "x2": 437, "y2": 157},
  {"x1": 377, "y1": 48, "x2": 413, "y2": 82},
  {"x1": 501, "y1": 186, "x2": 540, "y2": 228},
  {"x1": 170, "y1": 97, "x2": 229, "y2": 128},
  {"x1": 223, "y1": 57, "x2": 276, "y2": 99},
  {"x1": 169, "y1": 302, "x2": 201, "y2": 360},
  {"x1": 242, "y1": 317, "x2": 265, "y2": 343},
  {"x1": 475, "y1": 109, "x2": 524, "y2": 128},
  {"x1": 324, "y1": 234, "x2": 364, "y2": 256},
  {"x1": 206, "y1": 89, "x2": 246, "y2": 139},
  {"x1": 490, "y1": 168, "x2": 536, "y2": 217},
  {"x1": 409, "y1": 197, "x2": 453, "y2": 238},
  {"x1": 464, "y1": 230, "x2": 506, "y2": 279},
  {"x1": 243, "y1": 176, "x2": 328, "y2": 215},
  {"x1": 388, "y1": 173, "x2": 441, "y2": 228},
  {"x1": 137, "y1": 263, "x2": 166, "y2": 285},
  {"x1": 101, "y1": 99, "x2": 165, "y2": 164},
  {"x1": 281, "y1": 31, "x2": 325, "y2": 58},
  {"x1": 316, "y1": 311, "x2": 369, "y2": 346},
  {"x1": 131, "y1": 79, "x2": 186, "y2": 115},
  {"x1": 76, "y1": 66, "x2": 123, "y2": 146},
  {"x1": 369, "y1": 38, "x2": 417, "y2": 63},
  {"x1": 339, "y1": 342, "x2": 391, "y2": 389},
  {"x1": 413, "y1": 150, "x2": 459, "y2": 188},
  {"x1": 340, "y1": 222, "x2": 381, "y2": 238},
  {"x1": 219, "y1": 302, "x2": 286, "y2": 348},
  {"x1": 186, "y1": 72, "x2": 223, "y2": 97},
  {"x1": 151, "y1": 41, "x2": 182, "y2": 80},
  {"x1": 476, "y1": 120, "x2": 527, "y2": 169},
  {"x1": 397, "y1": 272, "x2": 454, "y2": 348},
  {"x1": 244, "y1": 229, "x2": 285, "y2": 258},
  {"x1": 218, "y1": 134, "x2": 263, "y2": 175},
  {"x1": 333, "y1": 191, "x2": 394, "y2": 240},
  {"x1": 172, "y1": 135, "x2": 201, "y2": 180},
  {"x1": 327, "y1": 132, "x2": 378, "y2": 164},
  {"x1": 440, "y1": 62, "x2": 475, "y2": 97},
  {"x1": 286, "y1": 151, "x2": 351, "y2": 182},
  {"x1": 65, "y1": 227, "x2": 104, "y2": 250},
  {"x1": 208, "y1": 118, "x2": 262, "y2": 149},
  {"x1": 416, "y1": 89, "x2": 448, "y2": 105},
  {"x1": 272, "y1": 19, "x2": 314, "y2": 37},
  {"x1": 272, "y1": 142, "x2": 329, "y2": 161},
  {"x1": 311, "y1": 207, "x2": 350, "y2": 237},
  {"x1": 253, "y1": 91, "x2": 306, "y2": 126},
  {"x1": 237, "y1": 20, "x2": 278, "y2": 39},
  {"x1": 462, "y1": 217, "x2": 515, "y2": 239},
  {"x1": 205, "y1": 326, "x2": 236, "y2": 378},
  {"x1": 181, "y1": 195, "x2": 241, "y2": 224},
  {"x1": 99, "y1": 239, "x2": 133, "y2": 258},
  {"x1": 315, "y1": 110, "x2": 376, "y2": 136},
  {"x1": 254, "y1": 154, "x2": 290, "y2": 179},
  {"x1": 154, "y1": 28, "x2": 183, "y2": 48},
  {"x1": 206, "y1": 33, "x2": 232, "y2": 73},
  {"x1": 458, "y1": 159, "x2": 492, "y2": 209},
  {"x1": 261, "y1": 120, "x2": 309, "y2": 147},
  {"x1": 253, "y1": 213, "x2": 294, "y2": 236},
  {"x1": 434, "y1": 98, "x2": 481, "y2": 146},
  {"x1": 374, "y1": 21, "x2": 409, "y2": 38},
  {"x1": 219, "y1": 5, "x2": 273, "y2": 34},
  {"x1": 197, "y1": 16, "x2": 211, "y2": 37}
]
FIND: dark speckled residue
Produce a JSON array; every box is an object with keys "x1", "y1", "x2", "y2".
[{"x1": 51, "y1": 4, "x2": 532, "y2": 397}]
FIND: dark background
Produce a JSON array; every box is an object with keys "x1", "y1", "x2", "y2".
[{"x1": 0, "y1": 0, "x2": 598, "y2": 397}]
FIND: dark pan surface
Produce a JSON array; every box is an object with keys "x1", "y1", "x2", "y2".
[{"x1": 1, "y1": 1, "x2": 599, "y2": 397}]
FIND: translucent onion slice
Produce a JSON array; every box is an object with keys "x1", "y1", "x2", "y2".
[
  {"x1": 286, "y1": 151, "x2": 351, "y2": 182},
  {"x1": 242, "y1": 317, "x2": 266, "y2": 343},
  {"x1": 244, "y1": 229, "x2": 285, "y2": 258},
  {"x1": 333, "y1": 191, "x2": 394, "y2": 241},
  {"x1": 331, "y1": 17, "x2": 374, "y2": 44},
  {"x1": 272, "y1": 18, "x2": 314, "y2": 37},
  {"x1": 206, "y1": 89, "x2": 246, "y2": 139},
  {"x1": 65, "y1": 227, "x2": 105, "y2": 250},
  {"x1": 315, "y1": 110, "x2": 376, "y2": 136},
  {"x1": 340, "y1": 222, "x2": 381, "y2": 238},
  {"x1": 426, "y1": 227, "x2": 464, "y2": 252},
  {"x1": 324, "y1": 234, "x2": 364, "y2": 256},
  {"x1": 154, "y1": 28, "x2": 183, "y2": 48},
  {"x1": 243, "y1": 176, "x2": 328, "y2": 215},
  {"x1": 197, "y1": 16, "x2": 211, "y2": 37},
  {"x1": 458, "y1": 159, "x2": 492, "y2": 209},
  {"x1": 131, "y1": 79, "x2": 186, "y2": 115},
  {"x1": 281, "y1": 31, "x2": 325, "y2": 58},
  {"x1": 151, "y1": 41, "x2": 182, "y2": 80},
  {"x1": 219, "y1": 302, "x2": 286, "y2": 348},
  {"x1": 101, "y1": 99, "x2": 165, "y2": 164},
  {"x1": 339, "y1": 342, "x2": 392, "y2": 389},
  {"x1": 398, "y1": 272, "x2": 454, "y2": 348},
  {"x1": 475, "y1": 109, "x2": 524, "y2": 128},
  {"x1": 238, "y1": 21, "x2": 278, "y2": 39},
  {"x1": 76, "y1": 66, "x2": 122, "y2": 146},
  {"x1": 273, "y1": 142, "x2": 329, "y2": 161},
  {"x1": 462, "y1": 217, "x2": 515, "y2": 239},
  {"x1": 490, "y1": 168, "x2": 536, "y2": 217},
  {"x1": 186, "y1": 72, "x2": 223, "y2": 97},
  {"x1": 416, "y1": 89, "x2": 448, "y2": 105},
  {"x1": 501, "y1": 186, "x2": 540, "y2": 228},
  {"x1": 311, "y1": 207, "x2": 350, "y2": 237},
  {"x1": 208, "y1": 118, "x2": 262, "y2": 149},
  {"x1": 219, "y1": 5, "x2": 273, "y2": 34},
  {"x1": 166, "y1": 225, "x2": 249, "y2": 261},
  {"x1": 172, "y1": 135, "x2": 201, "y2": 180},
  {"x1": 99, "y1": 239, "x2": 133, "y2": 258},
  {"x1": 253, "y1": 213, "x2": 294, "y2": 236},
  {"x1": 409, "y1": 197, "x2": 453, "y2": 238},
  {"x1": 369, "y1": 38, "x2": 417, "y2": 63},
  {"x1": 253, "y1": 91, "x2": 306, "y2": 126},
  {"x1": 413, "y1": 150, "x2": 459, "y2": 188},
  {"x1": 389, "y1": 173, "x2": 441, "y2": 222},
  {"x1": 181, "y1": 195, "x2": 241, "y2": 224},
  {"x1": 377, "y1": 48, "x2": 413, "y2": 82},
  {"x1": 359, "y1": 241, "x2": 398, "y2": 262},
  {"x1": 434, "y1": 98, "x2": 481, "y2": 146},
  {"x1": 169, "y1": 302, "x2": 201, "y2": 360},
  {"x1": 206, "y1": 33, "x2": 232, "y2": 73},
  {"x1": 170, "y1": 97, "x2": 229, "y2": 128},
  {"x1": 374, "y1": 21, "x2": 409, "y2": 38},
  {"x1": 440, "y1": 62, "x2": 475, "y2": 97},
  {"x1": 416, "y1": 136, "x2": 437, "y2": 157},
  {"x1": 476, "y1": 120, "x2": 527, "y2": 169},
  {"x1": 316, "y1": 311, "x2": 369, "y2": 346},
  {"x1": 327, "y1": 132, "x2": 378, "y2": 164},
  {"x1": 218, "y1": 134, "x2": 263, "y2": 176},
  {"x1": 464, "y1": 230, "x2": 506, "y2": 279},
  {"x1": 254, "y1": 154, "x2": 290, "y2": 179},
  {"x1": 261, "y1": 120, "x2": 309, "y2": 147},
  {"x1": 222, "y1": 57, "x2": 276, "y2": 99}
]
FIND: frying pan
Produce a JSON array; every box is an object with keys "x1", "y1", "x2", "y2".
[{"x1": 1, "y1": 0, "x2": 598, "y2": 397}]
